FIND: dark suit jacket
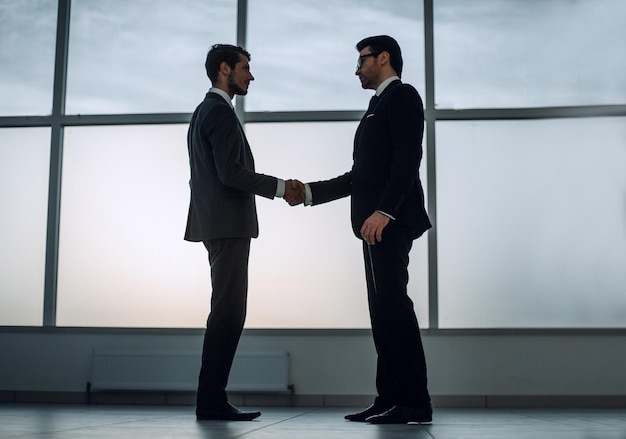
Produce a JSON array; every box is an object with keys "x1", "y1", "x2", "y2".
[
  {"x1": 185, "y1": 92, "x2": 278, "y2": 241},
  {"x1": 309, "y1": 80, "x2": 431, "y2": 239}
]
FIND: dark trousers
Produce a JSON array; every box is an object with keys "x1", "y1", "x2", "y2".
[
  {"x1": 363, "y1": 225, "x2": 430, "y2": 408},
  {"x1": 197, "y1": 238, "x2": 251, "y2": 411}
]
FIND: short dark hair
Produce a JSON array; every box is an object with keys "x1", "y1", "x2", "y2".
[
  {"x1": 356, "y1": 35, "x2": 403, "y2": 78},
  {"x1": 204, "y1": 44, "x2": 251, "y2": 83}
]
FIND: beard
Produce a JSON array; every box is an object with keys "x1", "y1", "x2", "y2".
[
  {"x1": 358, "y1": 74, "x2": 372, "y2": 90},
  {"x1": 227, "y1": 72, "x2": 248, "y2": 96}
]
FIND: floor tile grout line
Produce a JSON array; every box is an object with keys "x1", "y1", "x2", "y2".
[
  {"x1": 515, "y1": 411, "x2": 623, "y2": 429},
  {"x1": 3, "y1": 413, "x2": 190, "y2": 439},
  {"x1": 230, "y1": 407, "x2": 323, "y2": 437}
]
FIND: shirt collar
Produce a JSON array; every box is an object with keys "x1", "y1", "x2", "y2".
[
  {"x1": 375, "y1": 76, "x2": 400, "y2": 96},
  {"x1": 209, "y1": 87, "x2": 234, "y2": 109}
]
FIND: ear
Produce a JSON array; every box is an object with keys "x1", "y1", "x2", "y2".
[
  {"x1": 219, "y1": 61, "x2": 231, "y2": 76},
  {"x1": 378, "y1": 51, "x2": 390, "y2": 66}
]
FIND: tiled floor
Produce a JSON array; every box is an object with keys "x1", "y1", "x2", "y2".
[{"x1": 1, "y1": 404, "x2": 626, "y2": 438}]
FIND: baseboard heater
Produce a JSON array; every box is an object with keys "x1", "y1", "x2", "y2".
[{"x1": 90, "y1": 350, "x2": 290, "y2": 393}]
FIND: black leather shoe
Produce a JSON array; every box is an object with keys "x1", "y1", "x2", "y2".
[
  {"x1": 196, "y1": 403, "x2": 261, "y2": 421},
  {"x1": 366, "y1": 405, "x2": 432, "y2": 424},
  {"x1": 345, "y1": 403, "x2": 393, "y2": 422}
]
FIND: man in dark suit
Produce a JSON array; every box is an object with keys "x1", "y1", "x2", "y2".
[
  {"x1": 300, "y1": 35, "x2": 432, "y2": 424},
  {"x1": 185, "y1": 44, "x2": 303, "y2": 421}
]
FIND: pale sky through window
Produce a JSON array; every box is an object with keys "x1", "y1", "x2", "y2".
[
  {"x1": 433, "y1": 0, "x2": 626, "y2": 108},
  {"x1": 0, "y1": 0, "x2": 57, "y2": 115},
  {"x1": 2, "y1": 0, "x2": 626, "y2": 115}
]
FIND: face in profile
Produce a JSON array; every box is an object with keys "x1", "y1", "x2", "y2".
[
  {"x1": 355, "y1": 46, "x2": 381, "y2": 90},
  {"x1": 227, "y1": 53, "x2": 255, "y2": 96}
]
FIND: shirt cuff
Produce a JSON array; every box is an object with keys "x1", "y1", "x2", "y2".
[
  {"x1": 304, "y1": 183, "x2": 313, "y2": 206},
  {"x1": 377, "y1": 210, "x2": 395, "y2": 220},
  {"x1": 275, "y1": 179, "x2": 285, "y2": 198}
]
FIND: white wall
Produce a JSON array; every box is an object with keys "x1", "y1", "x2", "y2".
[{"x1": 1, "y1": 329, "x2": 625, "y2": 406}]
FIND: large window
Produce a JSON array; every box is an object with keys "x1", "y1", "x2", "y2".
[
  {"x1": 246, "y1": 0, "x2": 424, "y2": 111},
  {"x1": 0, "y1": 0, "x2": 57, "y2": 116},
  {"x1": 56, "y1": 125, "x2": 210, "y2": 327},
  {"x1": 434, "y1": 0, "x2": 626, "y2": 108},
  {"x1": 0, "y1": 128, "x2": 51, "y2": 325},
  {"x1": 1, "y1": 0, "x2": 625, "y2": 329},
  {"x1": 436, "y1": 118, "x2": 626, "y2": 328},
  {"x1": 247, "y1": 122, "x2": 429, "y2": 328},
  {"x1": 66, "y1": 0, "x2": 236, "y2": 114},
  {"x1": 53, "y1": 122, "x2": 429, "y2": 328}
]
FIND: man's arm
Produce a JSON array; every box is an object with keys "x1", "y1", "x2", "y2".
[
  {"x1": 306, "y1": 172, "x2": 352, "y2": 205},
  {"x1": 208, "y1": 108, "x2": 280, "y2": 199}
]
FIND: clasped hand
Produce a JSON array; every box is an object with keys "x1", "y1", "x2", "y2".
[{"x1": 284, "y1": 179, "x2": 306, "y2": 206}]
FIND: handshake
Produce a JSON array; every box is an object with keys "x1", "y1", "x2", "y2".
[{"x1": 284, "y1": 179, "x2": 307, "y2": 206}]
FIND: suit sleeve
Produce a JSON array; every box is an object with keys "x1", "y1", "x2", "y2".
[
  {"x1": 208, "y1": 107, "x2": 278, "y2": 199},
  {"x1": 308, "y1": 171, "x2": 352, "y2": 205},
  {"x1": 376, "y1": 86, "x2": 424, "y2": 216}
]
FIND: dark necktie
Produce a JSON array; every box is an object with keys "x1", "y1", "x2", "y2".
[{"x1": 367, "y1": 94, "x2": 380, "y2": 112}]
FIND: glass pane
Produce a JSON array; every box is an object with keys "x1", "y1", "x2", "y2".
[
  {"x1": 434, "y1": 0, "x2": 626, "y2": 109},
  {"x1": 0, "y1": 0, "x2": 57, "y2": 116},
  {"x1": 246, "y1": 0, "x2": 424, "y2": 111},
  {"x1": 436, "y1": 118, "x2": 626, "y2": 328},
  {"x1": 56, "y1": 122, "x2": 428, "y2": 329},
  {"x1": 0, "y1": 128, "x2": 50, "y2": 326},
  {"x1": 57, "y1": 125, "x2": 210, "y2": 327},
  {"x1": 66, "y1": 0, "x2": 236, "y2": 114},
  {"x1": 246, "y1": 122, "x2": 429, "y2": 328}
]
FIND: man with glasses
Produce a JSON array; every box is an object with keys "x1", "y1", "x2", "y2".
[{"x1": 296, "y1": 35, "x2": 432, "y2": 424}]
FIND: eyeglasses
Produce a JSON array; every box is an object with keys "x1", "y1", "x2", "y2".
[{"x1": 356, "y1": 52, "x2": 379, "y2": 69}]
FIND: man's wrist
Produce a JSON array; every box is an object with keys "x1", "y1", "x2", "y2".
[
  {"x1": 304, "y1": 183, "x2": 313, "y2": 206},
  {"x1": 276, "y1": 179, "x2": 285, "y2": 198},
  {"x1": 377, "y1": 210, "x2": 395, "y2": 220}
]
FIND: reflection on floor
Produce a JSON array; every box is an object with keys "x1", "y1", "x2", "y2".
[{"x1": 1, "y1": 404, "x2": 626, "y2": 439}]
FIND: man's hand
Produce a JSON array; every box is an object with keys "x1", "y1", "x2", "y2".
[
  {"x1": 360, "y1": 211, "x2": 391, "y2": 245},
  {"x1": 284, "y1": 179, "x2": 306, "y2": 206}
]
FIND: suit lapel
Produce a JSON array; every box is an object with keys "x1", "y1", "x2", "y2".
[
  {"x1": 354, "y1": 80, "x2": 402, "y2": 147},
  {"x1": 234, "y1": 111, "x2": 255, "y2": 172},
  {"x1": 209, "y1": 93, "x2": 256, "y2": 172}
]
